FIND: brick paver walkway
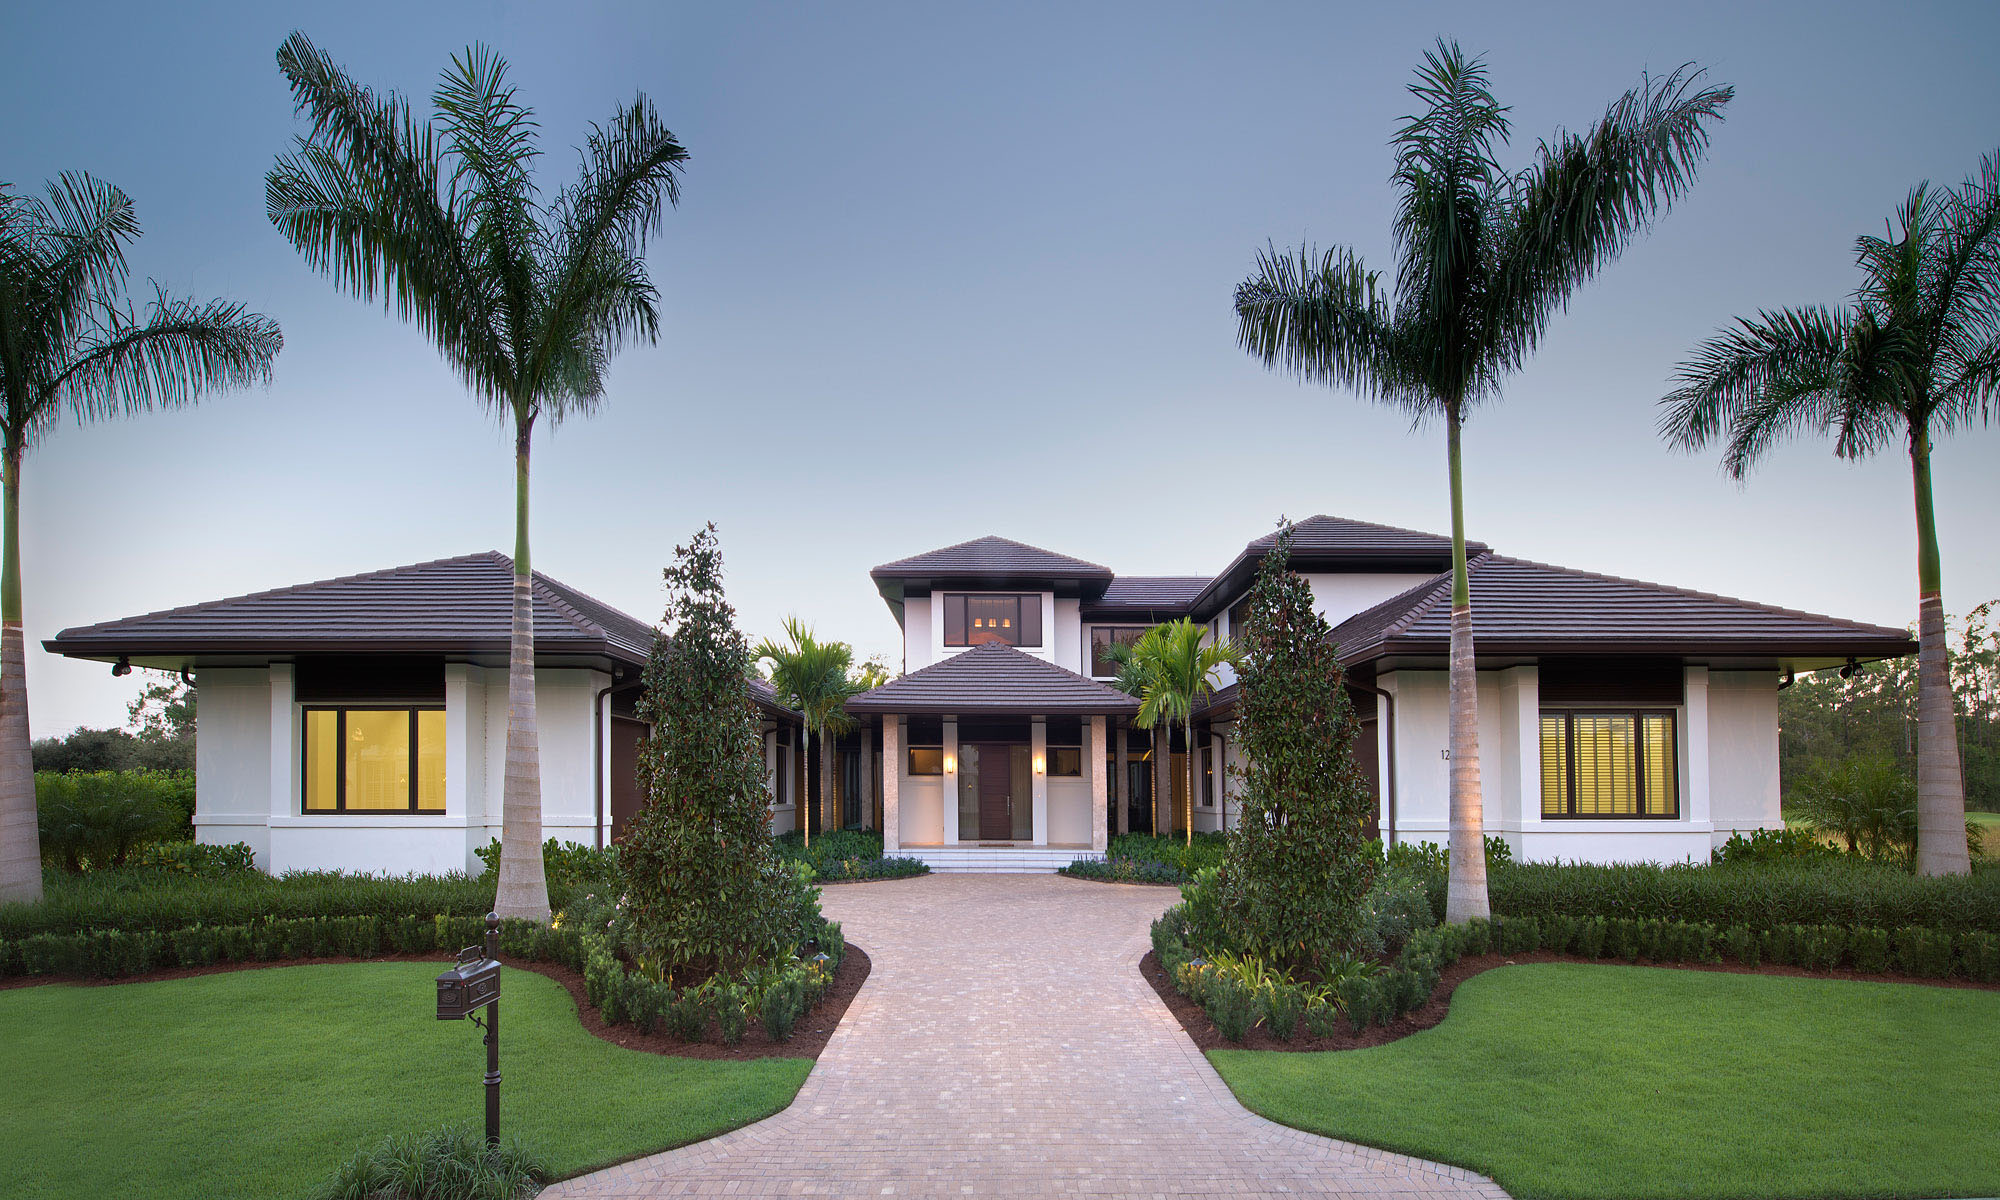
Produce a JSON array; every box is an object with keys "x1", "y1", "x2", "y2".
[{"x1": 547, "y1": 874, "x2": 1509, "y2": 1198}]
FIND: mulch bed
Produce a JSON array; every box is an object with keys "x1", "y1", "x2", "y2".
[
  {"x1": 1142, "y1": 947, "x2": 2000, "y2": 1053},
  {"x1": 4, "y1": 944, "x2": 870, "y2": 1062}
]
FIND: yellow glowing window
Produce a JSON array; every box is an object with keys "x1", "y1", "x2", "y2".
[
  {"x1": 302, "y1": 707, "x2": 446, "y2": 813},
  {"x1": 1540, "y1": 709, "x2": 1677, "y2": 819}
]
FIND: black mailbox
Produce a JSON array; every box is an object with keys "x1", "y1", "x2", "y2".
[{"x1": 436, "y1": 947, "x2": 502, "y2": 1020}]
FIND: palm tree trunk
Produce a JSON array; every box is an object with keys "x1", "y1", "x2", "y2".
[
  {"x1": 800, "y1": 720, "x2": 811, "y2": 847},
  {"x1": 1153, "y1": 733, "x2": 1171, "y2": 836},
  {"x1": 1910, "y1": 425, "x2": 1969, "y2": 876},
  {"x1": 1184, "y1": 717, "x2": 1196, "y2": 847},
  {"x1": 495, "y1": 415, "x2": 550, "y2": 922},
  {"x1": 0, "y1": 439, "x2": 42, "y2": 903},
  {"x1": 1444, "y1": 407, "x2": 1489, "y2": 922}
]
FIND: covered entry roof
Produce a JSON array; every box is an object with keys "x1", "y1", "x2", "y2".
[{"x1": 847, "y1": 641, "x2": 1139, "y2": 715}]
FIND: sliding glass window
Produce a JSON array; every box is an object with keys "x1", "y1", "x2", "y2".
[
  {"x1": 303, "y1": 707, "x2": 446, "y2": 813},
  {"x1": 1539, "y1": 709, "x2": 1677, "y2": 818}
]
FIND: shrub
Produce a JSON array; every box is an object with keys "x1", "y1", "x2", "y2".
[
  {"x1": 1103, "y1": 832, "x2": 1229, "y2": 879},
  {"x1": 1850, "y1": 927, "x2": 1891, "y2": 974},
  {"x1": 1264, "y1": 982, "x2": 1306, "y2": 1041},
  {"x1": 1204, "y1": 973, "x2": 1259, "y2": 1042},
  {"x1": 1961, "y1": 932, "x2": 2000, "y2": 983},
  {"x1": 308, "y1": 1125, "x2": 546, "y2": 1200},
  {"x1": 1059, "y1": 857, "x2": 1184, "y2": 885},
  {"x1": 126, "y1": 840, "x2": 257, "y2": 877},
  {"x1": 666, "y1": 991, "x2": 708, "y2": 1042},
  {"x1": 35, "y1": 772, "x2": 187, "y2": 871},
  {"x1": 619, "y1": 528, "x2": 810, "y2": 983},
  {"x1": 1724, "y1": 924, "x2": 1760, "y2": 967},
  {"x1": 1801, "y1": 925, "x2": 1848, "y2": 971},
  {"x1": 1574, "y1": 917, "x2": 1606, "y2": 960},
  {"x1": 1893, "y1": 926, "x2": 1954, "y2": 978},
  {"x1": 1356, "y1": 872, "x2": 1437, "y2": 956},
  {"x1": 760, "y1": 975, "x2": 805, "y2": 1041},
  {"x1": 712, "y1": 981, "x2": 749, "y2": 1045},
  {"x1": 773, "y1": 830, "x2": 932, "y2": 882},
  {"x1": 1218, "y1": 528, "x2": 1377, "y2": 973},
  {"x1": 1712, "y1": 827, "x2": 1845, "y2": 866},
  {"x1": 1303, "y1": 995, "x2": 1343, "y2": 1038},
  {"x1": 475, "y1": 839, "x2": 617, "y2": 892}
]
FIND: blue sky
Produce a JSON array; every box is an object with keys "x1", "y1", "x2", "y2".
[{"x1": 5, "y1": 1, "x2": 1997, "y2": 736}]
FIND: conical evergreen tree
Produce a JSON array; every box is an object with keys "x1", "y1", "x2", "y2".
[
  {"x1": 1226, "y1": 525, "x2": 1378, "y2": 975},
  {"x1": 620, "y1": 525, "x2": 793, "y2": 983}
]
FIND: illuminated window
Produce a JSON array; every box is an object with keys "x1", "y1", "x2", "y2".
[
  {"x1": 1540, "y1": 710, "x2": 1677, "y2": 818},
  {"x1": 1046, "y1": 717, "x2": 1083, "y2": 777},
  {"x1": 943, "y1": 594, "x2": 1042, "y2": 647},
  {"x1": 907, "y1": 718, "x2": 944, "y2": 775},
  {"x1": 303, "y1": 707, "x2": 446, "y2": 813}
]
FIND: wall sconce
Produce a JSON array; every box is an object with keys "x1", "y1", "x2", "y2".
[
  {"x1": 944, "y1": 754, "x2": 956, "y2": 773},
  {"x1": 1033, "y1": 754, "x2": 1046, "y2": 775}
]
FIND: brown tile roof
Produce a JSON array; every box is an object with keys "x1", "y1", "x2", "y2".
[
  {"x1": 1325, "y1": 554, "x2": 1916, "y2": 662},
  {"x1": 871, "y1": 536, "x2": 1113, "y2": 583},
  {"x1": 847, "y1": 641, "x2": 1140, "y2": 715},
  {"x1": 45, "y1": 551, "x2": 660, "y2": 664},
  {"x1": 1189, "y1": 515, "x2": 1481, "y2": 615},
  {"x1": 1084, "y1": 576, "x2": 1210, "y2": 617}
]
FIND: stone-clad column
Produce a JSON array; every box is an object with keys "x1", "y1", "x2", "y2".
[
  {"x1": 1090, "y1": 716, "x2": 1108, "y2": 853},
  {"x1": 881, "y1": 717, "x2": 901, "y2": 853},
  {"x1": 1115, "y1": 726, "x2": 1129, "y2": 836},
  {"x1": 858, "y1": 720, "x2": 874, "y2": 831}
]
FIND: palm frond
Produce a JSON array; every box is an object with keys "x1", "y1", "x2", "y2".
[
  {"x1": 1390, "y1": 39, "x2": 1509, "y2": 329},
  {"x1": 1234, "y1": 242, "x2": 1419, "y2": 410},
  {"x1": 1658, "y1": 305, "x2": 1850, "y2": 470},
  {"x1": 1490, "y1": 64, "x2": 1731, "y2": 359},
  {"x1": 433, "y1": 43, "x2": 541, "y2": 370},
  {"x1": 46, "y1": 287, "x2": 281, "y2": 436}
]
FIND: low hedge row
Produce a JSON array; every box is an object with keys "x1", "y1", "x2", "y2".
[
  {"x1": 1059, "y1": 857, "x2": 1185, "y2": 885},
  {"x1": 1450, "y1": 860, "x2": 2000, "y2": 936},
  {"x1": 0, "y1": 912, "x2": 584, "y2": 981},
  {"x1": 1153, "y1": 904, "x2": 2000, "y2": 1043},
  {"x1": 579, "y1": 919, "x2": 846, "y2": 1044},
  {"x1": 1, "y1": 870, "x2": 530, "y2": 942}
]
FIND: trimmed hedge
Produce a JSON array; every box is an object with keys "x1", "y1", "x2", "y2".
[
  {"x1": 1151, "y1": 904, "x2": 2000, "y2": 1041},
  {"x1": 1059, "y1": 857, "x2": 1186, "y2": 885},
  {"x1": 773, "y1": 830, "x2": 931, "y2": 882},
  {"x1": 1448, "y1": 860, "x2": 2000, "y2": 936},
  {"x1": 0, "y1": 870, "x2": 550, "y2": 943}
]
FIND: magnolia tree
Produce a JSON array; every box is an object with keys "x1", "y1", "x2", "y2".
[
  {"x1": 1224, "y1": 526, "x2": 1378, "y2": 974},
  {"x1": 619, "y1": 526, "x2": 802, "y2": 984}
]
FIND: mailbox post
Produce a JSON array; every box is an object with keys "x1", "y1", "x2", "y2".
[{"x1": 436, "y1": 912, "x2": 503, "y2": 1146}]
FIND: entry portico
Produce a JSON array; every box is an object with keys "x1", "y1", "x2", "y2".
[{"x1": 847, "y1": 640, "x2": 1135, "y2": 871}]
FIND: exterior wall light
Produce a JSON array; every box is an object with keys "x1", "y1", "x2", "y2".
[
  {"x1": 944, "y1": 754, "x2": 956, "y2": 773},
  {"x1": 1034, "y1": 754, "x2": 1045, "y2": 774}
]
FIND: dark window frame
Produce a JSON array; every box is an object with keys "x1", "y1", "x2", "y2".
[
  {"x1": 1200, "y1": 743, "x2": 1215, "y2": 808},
  {"x1": 301, "y1": 704, "x2": 444, "y2": 815},
  {"x1": 943, "y1": 592, "x2": 1044, "y2": 648},
  {"x1": 1088, "y1": 625, "x2": 1150, "y2": 677},
  {"x1": 906, "y1": 720, "x2": 945, "y2": 776},
  {"x1": 1540, "y1": 707, "x2": 1680, "y2": 820}
]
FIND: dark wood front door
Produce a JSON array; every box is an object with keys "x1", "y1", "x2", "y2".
[{"x1": 975, "y1": 743, "x2": 1013, "y2": 840}]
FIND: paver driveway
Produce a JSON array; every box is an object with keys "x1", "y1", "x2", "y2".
[{"x1": 548, "y1": 873, "x2": 1508, "y2": 1198}]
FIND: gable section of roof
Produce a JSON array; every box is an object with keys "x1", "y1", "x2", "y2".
[
  {"x1": 1246, "y1": 514, "x2": 1487, "y2": 557},
  {"x1": 46, "y1": 551, "x2": 660, "y2": 662},
  {"x1": 870, "y1": 535, "x2": 1113, "y2": 582},
  {"x1": 847, "y1": 640, "x2": 1139, "y2": 714},
  {"x1": 1085, "y1": 576, "x2": 1210, "y2": 616},
  {"x1": 1329, "y1": 554, "x2": 1913, "y2": 658}
]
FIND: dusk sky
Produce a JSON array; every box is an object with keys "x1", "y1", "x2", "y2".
[{"x1": 5, "y1": 1, "x2": 1997, "y2": 737}]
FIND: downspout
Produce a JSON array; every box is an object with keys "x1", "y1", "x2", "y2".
[
  {"x1": 1358, "y1": 681, "x2": 1397, "y2": 849},
  {"x1": 592, "y1": 673, "x2": 616, "y2": 851}
]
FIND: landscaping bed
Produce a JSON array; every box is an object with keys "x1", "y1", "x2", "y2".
[{"x1": 774, "y1": 829, "x2": 929, "y2": 882}]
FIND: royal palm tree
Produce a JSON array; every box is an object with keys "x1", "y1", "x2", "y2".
[
  {"x1": 1112, "y1": 620, "x2": 1241, "y2": 847},
  {"x1": 1234, "y1": 41, "x2": 1730, "y2": 920},
  {"x1": 1660, "y1": 151, "x2": 1999, "y2": 876},
  {"x1": 0, "y1": 173, "x2": 281, "y2": 903},
  {"x1": 755, "y1": 618, "x2": 862, "y2": 843},
  {"x1": 266, "y1": 34, "x2": 688, "y2": 921}
]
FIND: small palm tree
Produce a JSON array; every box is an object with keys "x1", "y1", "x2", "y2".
[
  {"x1": 1113, "y1": 620, "x2": 1241, "y2": 847},
  {"x1": 266, "y1": 34, "x2": 688, "y2": 921},
  {"x1": 754, "y1": 618, "x2": 862, "y2": 844},
  {"x1": 1234, "y1": 40, "x2": 1730, "y2": 920},
  {"x1": 0, "y1": 174, "x2": 281, "y2": 903},
  {"x1": 1661, "y1": 151, "x2": 1998, "y2": 877}
]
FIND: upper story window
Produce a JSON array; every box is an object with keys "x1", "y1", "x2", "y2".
[
  {"x1": 943, "y1": 593, "x2": 1042, "y2": 647},
  {"x1": 303, "y1": 706, "x2": 445, "y2": 813},
  {"x1": 1540, "y1": 709, "x2": 1678, "y2": 819},
  {"x1": 1227, "y1": 597, "x2": 1252, "y2": 643},
  {"x1": 1089, "y1": 626, "x2": 1147, "y2": 677}
]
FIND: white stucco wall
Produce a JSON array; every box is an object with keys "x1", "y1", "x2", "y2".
[
  {"x1": 1707, "y1": 670, "x2": 1782, "y2": 842},
  {"x1": 202, "y1": 663, "x2": 611, "y2": 876}
]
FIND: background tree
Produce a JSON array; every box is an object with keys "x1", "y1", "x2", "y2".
[
  {"x1": 1112, "y1": 619, "x2": 1240, "y2": 845},
  {"x1": 1234, "y1": 40, "x2": 1730, "y2": 921},
  {"x1": 620, "y1": 526, "x2": 795, "y2": 982},
  {"x1": 1660, "y1": 151, "x2": 1999, "y2": 876},
  {"x1": 267, "y1": 33, "x2": 688, "y2": 920},
  {"x1": 1223, "y1": 528, "x2": 1376, "y2": 976},
  {"x1": 755, "y1": 618, "x2": 863, "y2": 842},
  {"x1": 0, "y1": 173, "x2": 279, "y2": 903}
]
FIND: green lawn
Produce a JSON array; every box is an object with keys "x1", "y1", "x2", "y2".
[
  {"x1": 1972, "y1": 811, "x2": 2000, "y2": 860},
  {"x1": 0, "y1": 963, "x2": 811, "y2": 1200},
  {"x1": 1211, "y1": 963, "x2": 2000, "y2": 1200}
]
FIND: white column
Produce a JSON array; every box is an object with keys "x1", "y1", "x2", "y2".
[
  {"x1": 857, "y1": 720, "x2": 874, "y2": 831},
  {"x1": 882, "y1": 717, "x2": 901, "y2": 852},
  {"x1": 1513, "y1": 665, "x2": 1540, "y2": 834},
  {"x1": 268, "y1": 664, "x2": 295, "y2": 824},
  {"x1": 942, "y1": 717, "x2": 960, "y2": 844},
  {"x1": 1030, "y1": 717, "x2": 1049, "y2": 845},
  {"x1": 1090, "y1": 716, "x2": 1108, "y2": 853},
  {"x1": 445, "y1": 664, "x2": 473, "y2": 821},
  {"x1": 1684, "y1": 665, "x2": 1712, "y2": 830}
]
